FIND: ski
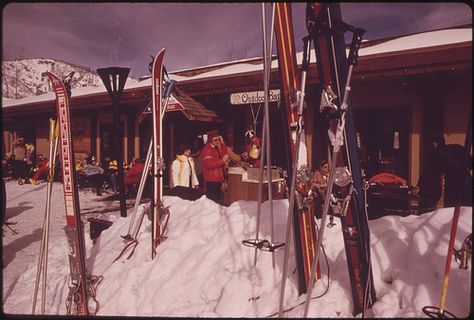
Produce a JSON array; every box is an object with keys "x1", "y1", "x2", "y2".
[
  {"x1": 115, "y1": 56, "x2": 176, "y2": 262},
  {"x1": 305, "y1": 3, "x2": 376, "y2": 316},
  {"x1": 151, "y1": 49, "x2": 171, "y2": 259},
  {"x1": 274, "y1": 2, "x2": 320, "y2": 299},
  {"x1": 46, "y1": 72, "x2": 90, "y2": 315}
]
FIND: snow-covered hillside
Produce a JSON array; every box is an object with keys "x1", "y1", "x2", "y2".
[{"x1": 2, "y1": 58, "x2": 103, "y2": 99}]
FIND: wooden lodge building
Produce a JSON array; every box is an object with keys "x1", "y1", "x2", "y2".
[{"x1": 2, "y1": 26, "x2": 472, "y2": 187}]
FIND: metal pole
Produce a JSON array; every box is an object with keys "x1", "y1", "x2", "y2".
[
  {"x1": 278, "y1": 80, "x2": 306, "y2": 317},
  {"x1": 260, "y1": 1, "x2": 277, "y2": 268},
  {"x1": 97, "y1": 67, "x2": 131, "y2": 218},
  {"x1": 253, "y1": 2, "x2": 269, "y2": 267},
  {"x1": 32, "y1": 118, "x2": 59, "y2": 314},
  {"x1": 124, "y1": 139, "x2": 153, "y2": 238},
  {"x1": 265, "y1": 3, "x2": 276, "y2": 269},
  {"x1": 437, "y1": 109, "x2": 472, "y2": 316},
  {"x1": 303, "y1": 63, "x2": 358, "y2": 317},
  {"x1": 113, "y1": 94, "x2": 127, "y2": 217}
]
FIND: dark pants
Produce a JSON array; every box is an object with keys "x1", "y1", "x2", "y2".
[
  {"x1": 205, "y1": 181, "x2": 222, "y2": 204},
  {"x1": 166, "y1": 186, "x2": 204, "y2": 201},
  {"x1": 12, "y1": 160, "x2": 28, "y2": 179}
]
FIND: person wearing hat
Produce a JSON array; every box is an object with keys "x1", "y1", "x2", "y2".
[
  {"x1": 25, "y1": 143, "x2": 36, "y2": 177},
  {"x1": 242, "y1": 129, "x2": 261, "y2": 167},
  {"x1": 200, "y1": 130, "x2": 229, "y2": 204}
]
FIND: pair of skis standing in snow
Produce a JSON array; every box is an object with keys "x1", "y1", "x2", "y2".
[
  {"x1": 242, "y1": 3, "x2": 376, "y2": 317},
  {"x1": 254, "y1": 3, "x2": 471, "y2": 318},
  {"x1": 32, "y1": 50, "x2": 173, "y2": 316},
  {"x1": 275, "y1": 3, "x2": 375, "y2": 317}
]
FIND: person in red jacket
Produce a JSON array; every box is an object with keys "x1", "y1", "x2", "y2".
[
  {"x1": 124, "y1": 158, "x2": 145, "y2": 195},
  {"x1": 200, "y1": 130, "x2": 229, "y2": 204},
  {"x1": 29, "y1": 154, "x2": 49, "y2": 185}
]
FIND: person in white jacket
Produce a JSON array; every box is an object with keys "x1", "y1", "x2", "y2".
[{"x1": 171, "y1": 144, "x2": 199, "y2": 189}]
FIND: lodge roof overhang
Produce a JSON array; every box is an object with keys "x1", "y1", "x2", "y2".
[
  {"x1": 176, "y1": 40, "x2": 472, "y2": 96},
  {"x1": 2, "y1": 87, "x2": 149, "y2": 118},
  {"x1": 2, "y1": 40, "x2": 471, "y2": 119},
  {"x1": 2, "y1": 84, "x2": 223, "y2": 123}
]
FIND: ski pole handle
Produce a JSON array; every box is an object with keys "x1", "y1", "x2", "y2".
[
  {"x1": 347, "y1": 28, "x2": 365, "y2": 66},
  {"x1": 163, "y1": 80, "x2": 177, "y2": 98},
  {"x1": 301, "y1": 35, "x2": 312, "y2": 72},
  {"x1": 48, "y1": 118, "x2": 57, "y2": 142}
]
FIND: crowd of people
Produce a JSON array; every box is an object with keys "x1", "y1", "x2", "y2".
[
  {"x1": 3, "y1": 137, "x2": 146, "y2": 198},
  {"x1": 4, "y1": 131, "x2": 471, "y2": 214}
]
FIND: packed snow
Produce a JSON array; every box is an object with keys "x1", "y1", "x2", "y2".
[{"x1": 2, "y1": 180, "x2": 472, "y2": 317}]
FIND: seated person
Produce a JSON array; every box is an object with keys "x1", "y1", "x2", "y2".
[
  {"x1": 84, "y1": 156, "x2": 105, "y2": 196},
  {"x1": 124, "y1": 158, "x2": 145, "y2": 195},
  {"x1": 30, "y1": 154, "x2": 50, "y2": 185}
]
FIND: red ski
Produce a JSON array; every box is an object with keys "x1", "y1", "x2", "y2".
[
  {"x1": 46, "y1": 72, "x2": 89, "y2": 315},
  {"x1": 151, "y1": 49, "x2": 170, "y2": 259},
  {"x1": 274, "y1": 2, "x2": 320, "y2": 296}
]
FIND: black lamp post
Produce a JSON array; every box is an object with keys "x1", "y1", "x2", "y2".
[{"x1": 97, "y1": 67, "x2": 130, "y2": 218}]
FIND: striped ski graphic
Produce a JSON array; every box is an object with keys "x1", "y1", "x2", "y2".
[{"x1": 274, "y1": 2, "x2": 320, "y2": 294}]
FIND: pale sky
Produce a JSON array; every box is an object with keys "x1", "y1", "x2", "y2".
[{"x1": 2, "y1": 3, "x2": 472, "y2": 78}]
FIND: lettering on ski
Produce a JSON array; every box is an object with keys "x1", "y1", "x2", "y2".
[
  {"x1": 46, "y1": 72, "x2": 89, "y2": 315},
  {"x1": 306, "y1": 3, "x2": 376, "y2": 315},
  {"x1": 274, "y1": 2, "x2": 319, "y2": 294},
  {"x1": 151, "y1": 49, "x2": 169, "y2": 259}
]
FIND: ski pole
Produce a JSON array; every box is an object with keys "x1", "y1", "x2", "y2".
[
  {"x1": 437, "y1": 109, "x2": 472, "y2": 316},
  {"x1": 253, "y1": 3, "x2": 275, "y2": 268},
  {"x1": 278, "y1": 32, "x2": 311, "y2": 319},
  {"x1": 264, "y1": 2, "x2": 276, "y2": 269},
  {"x1": 122, "y1": 139, "x2": 153, "y2": 240},
  {"x1": 32, "y1": 118, "x2": 59, "y2": 314},
  {"x1": 303, "y1": 17, "x2": 365, "y2": 317}
]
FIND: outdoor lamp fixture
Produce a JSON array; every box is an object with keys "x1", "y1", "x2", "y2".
[
  {"x1": 97, "y1": 67, "x2": 130, "y2": 218},
  {"x1": 334, "y1": 166, "x2": 352, "y2": 187}
]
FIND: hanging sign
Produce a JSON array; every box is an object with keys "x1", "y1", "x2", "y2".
[
  {"x1": 166, "y1": 94, "x2": 185, "y2": 111},
  {"x1": 230, "y1": 89, "x2": 280, "y2": 105}
]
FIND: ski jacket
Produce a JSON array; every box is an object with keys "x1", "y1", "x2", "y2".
[
  {"x1": 200, "y1": 143, "x2": 226, "y2": 183},
  {"x1": 109, "y1": 160, "x2": 118, "y2": 172},
  {"x1": 124, "y1": 162, "x2": 145, "y2": 186},
  {"x1": 171, "y1": 155, "x2": 199, "y2": 188}
]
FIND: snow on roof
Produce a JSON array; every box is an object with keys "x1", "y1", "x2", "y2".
[
  {"x1": 3, "y1": 27, "x2": 471, "y2": 109},
  {"x1": 359, "y1": 28, "x2": 472, "y2": 56}
]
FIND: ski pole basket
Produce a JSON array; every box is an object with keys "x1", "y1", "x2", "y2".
[
  {"x1": 242, "y1": 239, "x2": 285, "y2": 252},
  {"x1": 422, "y1": 306, "x2": 457, "y2": 319}
]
